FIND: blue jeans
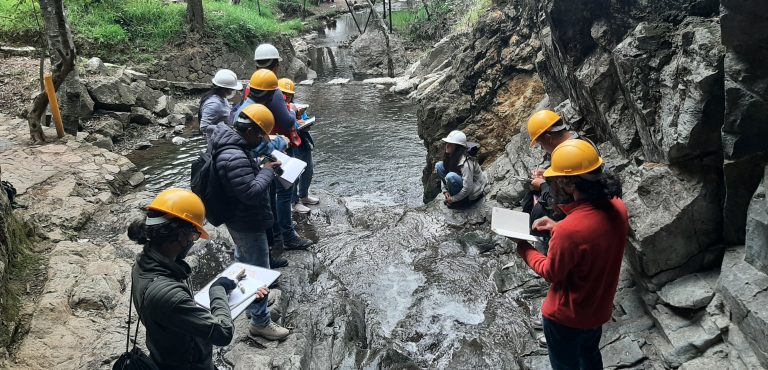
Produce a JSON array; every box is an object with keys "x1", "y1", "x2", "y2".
[
  {"x1": 435, "y1": 161, "x2": 463, "y2": 196},
  {"x1": 543, "y1": 317, "x2": 603, "y2": 370},
  {"x1": 275, "y1": 148, "x2": 297, "y2": 241},
  {"x1": 226, "y1": 226, "x2": 271, "y2": 327},
  {"x1": 292, "y1": 144, "x2": 314, "y2": 202}
]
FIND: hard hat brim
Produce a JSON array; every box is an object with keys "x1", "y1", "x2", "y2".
[
  {"x1": 543, "y1": 157, "x2": 604, "y2": 177},
  {"x1": 146, "y1": 205, "x2": 210, "y2": 240},
  {"x1": 281, "y1": 88, "x2": 295, "y2": 94},
  {"x1": 211, "y1": 79, "x2": 244, "y2": 91},
  {"x1": 441, "y1": 137, "x2": 466, "y2": 146}
]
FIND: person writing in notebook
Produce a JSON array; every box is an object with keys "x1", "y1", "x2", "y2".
[
  {"x1": 277, "y1": 78, "x2": 320, "y2": 214},
  {"x1": 128, "y1": 188, "x2": 269, "y2": 369},
  {"x1": 516, "y1": 139, "x2": 627, "y2": 370}
]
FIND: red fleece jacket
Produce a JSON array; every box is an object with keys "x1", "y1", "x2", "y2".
[{"x1": 518, "y1": 198, "x2": 629, "y2": 330}]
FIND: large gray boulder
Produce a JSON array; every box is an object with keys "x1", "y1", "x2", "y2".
[
  {"x1": 350, "y1": 30, "x2": 408, "y2": 78},
  {"x1": 86, "y1": 77, "x2": 136, "y2": 111},
  {"x1": 130, "y1": 80, "x2": 164, "y2": 112},
  {"x1": 745, "y1": 173, "x2": 768, "y2": 273}
]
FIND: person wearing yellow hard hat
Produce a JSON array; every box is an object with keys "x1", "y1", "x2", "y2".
[
  {"x1": 128, "y1": 188, "x2": 268, "y2": 368},
  {"x1": 209, "y1": 103, "x2": 291, "y2": 341},
  {"x1": 278, "y1": 78, "x2": 320, "y2": 214},
  {"x1": 516, "y1": 139, "x2": 627, "y2": 370},
  {"x1": 234, "y1": 69, "x2": 314, "y2": 252}
]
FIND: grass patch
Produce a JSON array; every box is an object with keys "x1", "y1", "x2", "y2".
[
  {"x1": 454, "y1": 0, "x2": 491, "y2": 32},
  {"x1": 0, "y1": 0, "x2": 303, "y2": 63},
  {"x1": 389, "y1": 3, "x2": 451, "y2": 43}
]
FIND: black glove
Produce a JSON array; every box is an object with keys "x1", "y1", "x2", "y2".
[{"x1": 211, "y1": 277, "x2": 237, "y2": 294}]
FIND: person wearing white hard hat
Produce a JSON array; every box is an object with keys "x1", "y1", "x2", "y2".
[
  {"x1": 199, "y1": 69, "x2": 243, "y2": 142},
  {"x1": 434, "y1": 130, "x2": 488, "y2": 209}
]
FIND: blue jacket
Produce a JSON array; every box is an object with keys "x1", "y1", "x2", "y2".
[
  {"x1": 232, "y1": 90, "x2": 296, "y2": 134},
  {"x1": 209, "y1": 124, "x2": 274, "y2": 232},
  {"x1": 199, "y1": 95, "x2": 231, "y2": 140}
]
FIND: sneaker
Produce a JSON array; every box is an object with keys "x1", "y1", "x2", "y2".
[
  {"x1": 284, "y1": 235, "x2": 313, "y2": 250},
  {"x1": 293, "y1": 203, "x2": 311, "y2": 214},
  {"x1": 270, "y1": 256, "x2": 288, "y2": 268},
  {"x1": 537, "y1": 333, "x2": 547, "y2": 348},
  {"x1": 249, "y1": 321, "x2": 289, "y2": 341},
  {"x1": 300, "y1": 196, "x2": 320, "y2": 205}
]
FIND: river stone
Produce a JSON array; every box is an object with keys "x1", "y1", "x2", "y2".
[
  {"x1": 130, "y1": 106, "x2": 157, "y2": 126},
  {"x1": 89, "y1": 134, "x2": 114, "y2": 152},
  {"x1": 131, "y1": 80, "x2": 164, "y2": 112},
  {"x1": 78, "y1": 82, "x2": 95, "y2": 120},
  {"x1": 601, "y1": 336, "x2": 645, "y2": 369},
  {"x1": 128, "y1": 171, "x2": 145, "y2": 186},
  {"x1": 85, "y1": 57, "x2": 106, "y2": 74},
  {"x1": 153, "y1": 94, "x2": 175, "y2": 117},
  {"x1": 658, "y1": 271, "x2": 718, "y2": 309},
  {"x1": 86, "y1": 76, "x2": 136, "y2": 111}
]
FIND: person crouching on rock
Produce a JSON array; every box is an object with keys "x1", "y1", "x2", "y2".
[
  {"x1": 434, "y1": 130, "x2": 487, "y2": 209},
  {"x1": 516, "y1": 139, "x2": 628, "y2": 370},
  {"x1": 128, "y1": 188, "x2": 267, "y2": 369}
]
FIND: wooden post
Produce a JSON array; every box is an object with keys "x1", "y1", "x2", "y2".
[{"x1": 43, "y1": 73, "x2": 65, "y2": 138}]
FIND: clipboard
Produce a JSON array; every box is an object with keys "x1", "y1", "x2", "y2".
[
  {"x1": 490, "y1": 207, "x2": 542, "y2": 243},
  {"x1": 194, "y1": 262, "x2": 281, "y2": 318}
]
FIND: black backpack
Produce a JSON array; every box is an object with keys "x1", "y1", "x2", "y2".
[{"x1": 190, "y1": 145, "x2": 251, "y2": 227}]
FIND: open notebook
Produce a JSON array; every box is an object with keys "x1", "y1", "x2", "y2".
[
  {"x1": 490, "y1": 207, "x2": 542, "y2": 243},
  {"x1": 194, "y1": 262, "x2": 281, "y2": 318},
  {"x1": 271, "y1": 150, "x2": 307, "y2": 189},
  {"x1": 297, "y1": 116, "x2": 316, "y2": 131}
]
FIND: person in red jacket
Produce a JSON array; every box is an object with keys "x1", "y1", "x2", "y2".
[{"x1": 516, "y1": 139, "x2": 628, "y2": 370}]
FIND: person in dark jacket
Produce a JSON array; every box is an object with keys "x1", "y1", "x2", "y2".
[
  {"x1": 516, "y1": 139, "x2": 627, "y2": 370},
  {"x1": 129, "y1": 188, "x2": 269, "y2": 369},
  {"x1": 209, "y1": 103, "x2": 290, "y2": 340}
]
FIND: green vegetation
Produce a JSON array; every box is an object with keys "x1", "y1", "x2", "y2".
[
  {"x1": 389, "y1": 3, "x2": 452, "y2": 44},
  {"x1": 0, "y1": 205, "x2": 36, "y2": 350},
  {"x1": 0, "y1": 0, "x2": 304, "y2": 62},
  {"x1": 455, "y1": 0, "x2": 491, "y2": 31}
]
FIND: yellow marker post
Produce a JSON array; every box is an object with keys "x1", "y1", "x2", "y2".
[{"x1": 43, "y1": 73, "x2": 65, "y2": 138}]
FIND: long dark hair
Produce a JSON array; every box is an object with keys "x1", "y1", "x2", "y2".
[
  {"x1": 127, "y1": 210, "x2": 194, "y2": 249},
  {"x1": 198, "y1": 86, "x2": 230, "y2": 118},
  {"x1": 442, "y1": 145, "x2": 466, "y2": 174},
  {"x1": 550, "y1": 168, "x2": 623, "y2": 210}
]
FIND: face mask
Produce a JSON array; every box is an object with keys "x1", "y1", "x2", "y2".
[
  {"x1": 178, "y1": 238, "x2": 195, "y2": 260},
  {"x1": 226, "y1": 90, "x2": 237, "y2": 100}
]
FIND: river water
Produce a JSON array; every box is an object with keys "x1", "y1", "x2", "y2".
[{"x1": 129, "y1": 12, "x2": 424, "y2": 207}]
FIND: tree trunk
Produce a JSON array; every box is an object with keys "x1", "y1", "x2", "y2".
[
  {"x1": 187, "y1": 0, "x2": 205, "y2": 34},
  {"x1": 365, "y1": 0, "x2": 394, "y2": 77},
  {"x1": 231, "y1": 0, "x2": 241, "y2": 5},
  {"x1": 27, "y1": 0, "x2": 77, "y2": 143}
]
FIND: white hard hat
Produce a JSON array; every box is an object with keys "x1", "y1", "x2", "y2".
[
  {"x1": 254, "y1": 44, "x2": 283, "y2": 62},
  {"x1": 441, "y1": 130, "x2": 467, "y2": 147},
  {"x1": 212, "y1": 69, "x2": 243, "y2": 90}
]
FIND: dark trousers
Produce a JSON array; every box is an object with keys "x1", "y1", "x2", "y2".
[{"x1": 543, "y1": 317, "x2": 603, "y2": 370}]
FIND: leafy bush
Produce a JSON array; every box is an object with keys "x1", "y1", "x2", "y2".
[
  {"x1": 0, "y1": 0, "x2": 43, "y2": 45},
  {"x1": 391, "y1": 3, "x2": 451, "y2": 44}
]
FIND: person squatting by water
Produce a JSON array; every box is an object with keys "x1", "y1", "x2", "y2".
[
  {"x1": 235, "y1": 43, "x2": 313, "y2": 252},
  {"x1": 516, "y1": 139, "x2": 628, "y2": 370},
  {"x1": 199, "y1": 69, "x2": 244, "y2": 143},
  {"x1": 277, "y1": 77, "x2": 320, "y2": 214},
  {"x1": 208, "y1": 102, "x2": 291, "y2": 340},
  {"x1": 128, "y1": 188, "x2": 270, "y2": 369},
  {"x1": 434, "y1": 130, "x2": 488, "y2": 209}
]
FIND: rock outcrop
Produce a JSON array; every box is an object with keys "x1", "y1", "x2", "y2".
[{"x1": 418, "y1": 0, "x2": 768, "y2": 367}]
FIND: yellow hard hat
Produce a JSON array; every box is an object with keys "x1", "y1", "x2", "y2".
[
  {"x1": 527, "y1": 110, "x2": 563, "y2": 146},
  {"x1": 544, "y1": 139, "x2": 604, "y2": 177},
  {"x1": 248, "y1": 69, "x2": 279, "y2": 91},
  {"x1": 277, "y1": 78, "x2": 296, "y2": 94},
  {"x1": 146, "y1": 188, "x2": 208, "y2": 239},
  {"x1": 241, "y1": 104, "x2": 275, "y2": 134}
]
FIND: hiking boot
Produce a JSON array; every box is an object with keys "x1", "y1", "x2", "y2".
[
  {"x1": 532, "y1": 318, "x2": 543, "y2": 330},
  {"x1": 284, "y1": 235, "x2": 313, "y2": 250},
  {"x1": 249, "y1": 321, "x2": 289, "y2": 341},
  {"x1": 300, "y1": 195, "x2": 320, "y2": 205},
  {"x1": 270, "y1": 256, "x2": 288, "y2": 268},
  {"x1": 293, "y1": 203, "x2": 311, "y2": 214},
  {"x1": 536, "y1": 333, "x2": 547, "y2": 348}
]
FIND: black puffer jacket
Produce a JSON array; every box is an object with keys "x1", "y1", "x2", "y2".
[{"x1": 209, "y1": 124, "x2": 275, "y2": 231}]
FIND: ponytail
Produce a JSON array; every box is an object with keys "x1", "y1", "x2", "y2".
[{"x1": 127, "y1": 210, "x2": 193, "y2": 249}]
